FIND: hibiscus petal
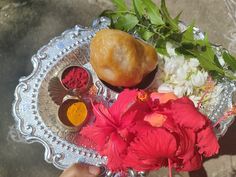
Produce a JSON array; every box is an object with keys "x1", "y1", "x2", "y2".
[
  {"x1": 179, "y1": 152, "x2": 202, "y2": 171},
  {"x1": 129, "y1": 120, "x2": 153, "y2": 135},
  {"x1": 150, "y1": 92, "x2": 177, "y2": 104},
  {"x1": 109, "y1": 89, "x2": 139, "y2": 122},
  {"x1": 102, "y1": 133, "x2": 128, "y2": 171},
  {"x1": 171, "y1": 97, "x2": 207, "y2": 131},
  {"x1": 125, "y1": 128, "x2": 177, "y2": 171},
  {"x1": 80, "y1": 125, "x2": 114, "y2": 151},
  {"x1": 176, "y1": 128, "x2": 196, "y2": 163},
  {"x1": 75, "y1": 134, "x2": 97, "y2": 149},
  {"x1": 162, "y1": 117, "x2": 179, "y2": 133},
  {"x1": 120, "y1": 110, "x2": 139, "y2": 128},
  {"x1": 92, "y1": 103, "x2": 115, "y2": 126},
  {"x1": 144, "y1": 112, "x2": 167, "y2": 127},
  {"x1": 125, "y1": 150, "x2": 163, "y2": 171},
  {"x1": 197, "y1": 125, "x2": 219, "y2": 157},
  {"x1": 120, "y1": 109, "x2": 148, "y2": 131}
]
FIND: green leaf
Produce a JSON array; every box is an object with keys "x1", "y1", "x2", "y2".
[
  {"x1": 182, "y1": 24, "x2": 195, "y2": 43},
  {"x1": 112, "y1": 0, "x2": 128, "y2": 11},
  {"x1": 200, "y1": 45, "x2": 215, "y2": 63},
  {"x1": 155, "y1": 38, "x2": 168, "y2": 55},
  {"x1": 194, "y1": 35, "x2": 215, "y2": 63},
  {"x1": 100, "y1": 10, "x2": 121, "y2": 28},
  {"x1": 225, "y1": 71, "x2": 236, "y2": 80},
  {"x1": 174, "y1": 11, "x2": 183, "y2": 23},
  {"x1": 156, "y1": 48, "x2": 168, "y2": 55},
  {"x1": 214, "y1": 55, "x2": 224, "y2": 69},
  {"x1": 181, "y1": 42, "x2": 195, "y2": 50},
  {"x1": 196, "y1": 35, "x2": 209, "y2": 46},
  {"x1": 100, "y1": 10, "x2": 119, "y2": 20},
  {"x1": 138, "y1": 28, "x2": 155, "y2": 41},
  {"x1": 223, "y1": 51, "x2": 236, "y2": 72},
  {"x1": 168, "y1": 32, "x2": 182, "y2": 43},
  {"x1": 195, "y1": 53, "x2": 225, "y2": 74},
  {"x1": 105, "y1": 0, "x2": 236, "y2": 81},
  {"x1": 176, "y1": 43, "x2": 225, "y2": 75},
  {"x1": 100, "y1": 10, "x2": 112, "y2": 17},
  {"x1": 132, "y1": 0, "x2": 145, "y2": 20},
  {"x1": 175, "y1": 46, "x2": 193, "y2": 57},
  {"x1": 143, "y1": 31, "x2": 155, "y2": 40},
  {"x1": 115, "y1": 14, "x2": 139, "y2": 31},
  {"x1": 160, "y1": 0, "x2": 179, "y2": 31},
  {"x1": 142, "y1": 0, "x2": 164, "y2": 26}
]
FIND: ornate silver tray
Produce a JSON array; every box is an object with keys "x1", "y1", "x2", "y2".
[{"x1": 12, "y1": 17, "x2": 236, "y2": 172}]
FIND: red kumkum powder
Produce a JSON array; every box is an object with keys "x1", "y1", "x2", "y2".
[{"x1": 62, "y1": 67, "x2": 89, "y2": 91}]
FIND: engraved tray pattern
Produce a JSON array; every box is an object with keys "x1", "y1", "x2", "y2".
[{"x1": 12, "y1": 17, "x2": 236, "y2": 171}]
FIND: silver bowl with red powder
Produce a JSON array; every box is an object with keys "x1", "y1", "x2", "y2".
[
  {"x1": 12, "y1": 17, "x2": 236, "y2": 176},
  {"x1": 61, "y1": 66, "x2": 92, "y2": 92},
  {"x1": 12, "y1": 17, "x2": 113, "y2": 170}
]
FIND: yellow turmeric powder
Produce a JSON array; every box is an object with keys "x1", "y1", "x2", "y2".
[{"x1": 66, "y1": 102, "x2": 88, "y2": 126}]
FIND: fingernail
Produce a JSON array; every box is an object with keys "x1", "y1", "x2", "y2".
[{"x1": 88, "y1": 166, "x2": 100, "y2": 176}]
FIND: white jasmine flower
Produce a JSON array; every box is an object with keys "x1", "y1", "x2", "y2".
[
  {"x1": 173, "y1": 86, "x2": 186, "y2": 97},
  {"x1": 158, "y1": 83, "x2": 173, "y2": 93},
  {"x1": 188, "y1": 58, "x2": 200, "y2": 69},
  {"x1": 174, "y1": 55, "x2": 185, "y2": 66},
  {"x1": 175, "y1": 64, "x2": 189, "y2": 82},
  {"x1": 164, "y1": 58, "x2": 176, "y2": 75},
  {"x1": 166, "y1": 42, "x2": 177, "y2": 56},
  {"x1": 191, "y1": 71, "x2": 208, "y2": 87},
  {"x1": 189, "y1": 95, "x2": 201, "y2": 107},
  {"x1": 163, "y1": 55, "x2": 185, "y2": 75},
  {"x1": 157, "y1": 42, "x2": 210, "y2": 101},
  {"x1": 185, "y1": 81, "x2": 194, "y2": 95}
]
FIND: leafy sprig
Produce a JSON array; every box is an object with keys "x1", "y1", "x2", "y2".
[{"x1": 102, "y1": 0, "x2": 236, "y2": 80}]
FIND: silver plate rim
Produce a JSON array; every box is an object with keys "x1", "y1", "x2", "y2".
[{"x1": 12, "y1": 17, "x2": 236, "y2": 171}]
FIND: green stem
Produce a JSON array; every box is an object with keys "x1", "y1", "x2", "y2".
[
  {"x1": 136, "y1": 23, "x2": 166, "y2": 39},
  {"x1": 225, "y1": 72, "x2": 236, "y2": 80},
  {"x1": 105, "y1": 11, "x2": 136, "y2": 15},
  {"x1": 136, "y1": 23, "x2": 148, "y2": 29}
]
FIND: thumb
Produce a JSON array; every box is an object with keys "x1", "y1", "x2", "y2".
[
  {"x1": 88, "y1": 165, "x2": 101, "y2": 176},
  {"x1": 60, "y1": 163, "x2": 101, "y2": 177}
]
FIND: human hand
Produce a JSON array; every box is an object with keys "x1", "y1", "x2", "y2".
[{"x1": 60, "y1": 163, "x2": 101, "y2": 177}]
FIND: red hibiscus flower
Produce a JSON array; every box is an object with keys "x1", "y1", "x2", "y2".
[
  {"x1": 80, "y1": 89, "x2": 146, "y2": 171},
  {"x1": 126, "y1": 94, "x2": 219, "y2": 173},
  {"x1": 80, "y1": 89, "x2": 219, "y2": 175},
  {"x1": 125, "y1": 128, "x2": 177, "y2": 171}
]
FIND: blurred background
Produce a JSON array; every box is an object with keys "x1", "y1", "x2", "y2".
[{"x1": 0, "y1": 0, "x2": 236, "y2": 177}]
